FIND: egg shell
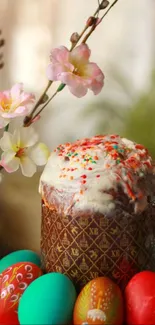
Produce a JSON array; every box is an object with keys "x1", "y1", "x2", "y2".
[
  {"x1": 73, "y1": 276, "x2": 124, "y2": 325},
  {"x1": 0, "y1": 262, "x2": 42, "y2": 325},
  {"x1": 18, "y1": 272, "x2": 77, "y2": 325},
  {"x1": 0, "y1": 250, "x2": 41, "y2": 273},
  {"x1": 125, "y1": 270, "x2": 155, "y2": 325}
]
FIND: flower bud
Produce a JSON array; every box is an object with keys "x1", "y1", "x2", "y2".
[
  {"x1": 99, "y1": 0, "x2": 109, "y2": 9},
  {"x1": 86, "y1": 16, "x2": 98, "y2": 27},
  {"x1": 0, "y1": 62, "x2": 4, "y2": 70},
  {"x1": 70, "y1": 32, "x2": 79, "y2": 44},
  {"x1": 0, "y1": 39, "x2": 5, "y2": 47}
]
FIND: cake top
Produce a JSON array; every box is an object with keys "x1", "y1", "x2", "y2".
[{"x1": 40, "y1": 134, "x2": 152, "y2": 214}]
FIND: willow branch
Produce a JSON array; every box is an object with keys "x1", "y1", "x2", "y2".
[
  {"x1": 24, "y1": 0, "x2": 119, "y2": 127},
  {"x1": 81, "y1": 0, "x2": 119, "y2": 44},
  {"x1": 100, "y1": 0, "x2": 119, "y2": 22},
  {"x1": 24, "y1": 1, "x2": 107, "y2": 126}
]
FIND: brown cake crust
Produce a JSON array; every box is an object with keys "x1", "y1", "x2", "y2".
[
  {"x1": 40, "y1": 135, "x2": 155, "y2": 291},
  {"x1": 41, "y1": 179, "x2": 155, "y2": 291}
]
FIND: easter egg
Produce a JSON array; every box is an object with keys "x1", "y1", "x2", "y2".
[
  {"x1": 73, "y1": 277, "x2": 124, "y2": 325},
  {"x1": 0, "y1": 250, "x2": 41, "y2": 273},
  {"x1": 0, "y1": 262, "x2": 42, "y2": 325},
  {"x1": 125, "y1": 270, "x2": 155, "y2": 325},
  {"x1": 18, "y1": 272, "x2": 77, "y2": 325}
]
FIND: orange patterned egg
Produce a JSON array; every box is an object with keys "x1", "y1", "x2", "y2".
[
  {"x1": 73, "y1": 277, "x2": 124, "y2": 325},
  {"x1": 0, "y1": 262, "x2": 42, "y2": 324}
]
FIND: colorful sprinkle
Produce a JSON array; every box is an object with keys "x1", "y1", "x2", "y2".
[
  {"x1": 81, "y1": 174, "x2": 87, "y2": 179},
  {"x1": 52, "y1": 134, "x2": 152, "y2": 205},
  {"x1": 82, "y1": 180, "x2": 86, "y2": 184}
]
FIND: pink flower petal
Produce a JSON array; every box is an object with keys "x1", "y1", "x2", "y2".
[
  {"x1": 59, "y1": 72, "x2": 81, "y2": 88},
  {"x1": 20, "y1": 92, "x2": 35, "y2": 105},
  {"x1": 88, "y1": 79, "x2": 104, "y2": 95},
  {"x1": 47, "y1": 63, "x2": 67, "y2": 81},
  {"x1": 0, "y1": 92, "x2": 8, "y2": 102},
  {"x1": 83, "y1": 62, "x2": 104, "y2": 94},
  {"x1": 2, "y1": 91, "x2": 10, "y2": 100},
  {"x1": 1, "y1": 106, "x2": 28, "y2": 118},
  {"x1": 12, "y1": 105, "x2": 28, "y2": 115},
  {"x1": 0, "y1": 151, "x2": 19, "y2": 173},
  {"x1": 50, "y1": 46, "x2": 69, "y2": 64},
  {"x1": 70, "y1": 44, "x2": 91, "y2": 64},
  {"x1": 11, "y1": 83, "x2": 23, "y2": 100},
  {"x1": 69, "y1": 84, "x2": 88, "y2": 98},
  {"x1": 83, "y1": 62, "x2": 104, "y2": 79}
]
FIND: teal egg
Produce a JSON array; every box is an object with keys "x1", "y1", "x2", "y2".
[
  {"x1": 0, "y1": 250, "x2": 41, "y2": 273},
  {"x1": 18, "y1": 272, "x2": 77, "y2": 325}
]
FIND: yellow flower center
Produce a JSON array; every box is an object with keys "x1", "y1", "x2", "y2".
[
  {"x1": 70, "y1": 57, "x2": 86, "y2": 77},
  {"x1": 1, "y1": 99, "x2": 12, "y2": 112}
]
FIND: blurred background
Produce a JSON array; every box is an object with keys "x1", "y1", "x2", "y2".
[{"x1": 0, "y1": 0, "x2": 155, "y2": 255}]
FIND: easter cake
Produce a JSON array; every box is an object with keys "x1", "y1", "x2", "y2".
[{"x1": 39, "y1": 134, "x2": 155, "y2": 290}]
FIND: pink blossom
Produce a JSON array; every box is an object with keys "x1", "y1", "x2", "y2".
[
  {"x1": 0, "y1": 83, "x2": 35, "y2": 128},
  {"x1": 47, "y1": 44, "x2": 104, "y2": 98}
]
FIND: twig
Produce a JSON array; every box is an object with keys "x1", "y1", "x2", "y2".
[
  {"x1": 24, "y1": 0, "x2": 119, "y2": 127},
  {"x1": 100, "y1": 0, "x2": 119, "y2": 22},
  {"x1": 81, "y1": 0, "x2": 119, "y2": 44},
  {"x1": 0, "y1": 30, "x2": 5, "y2": 70},
  {"x1": 23, "y1": 0, "x2": 105, "y2": 126},
  {"x1": 23, "y1": 80, "x2": 53, "y2": 125}
]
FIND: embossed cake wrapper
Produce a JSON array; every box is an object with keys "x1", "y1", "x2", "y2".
[{"x1": 41, "y1": 201, "x2": 155, "y2": 292}]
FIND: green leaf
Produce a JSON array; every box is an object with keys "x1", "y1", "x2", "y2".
[
  {"x1": 57, "y1": 83, "x2": 66, "y2": 92},
  {"x1": 4, "y1": 124, "x2": 9, "y2": 132}
]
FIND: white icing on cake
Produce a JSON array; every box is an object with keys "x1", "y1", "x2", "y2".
[{"x1": 39, "y1": 134, "x2": 152, "y2": 214}]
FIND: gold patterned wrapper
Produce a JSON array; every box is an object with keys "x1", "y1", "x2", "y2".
[{"x1": 41, "y1": 196, "x2": 155, "y2": 292}]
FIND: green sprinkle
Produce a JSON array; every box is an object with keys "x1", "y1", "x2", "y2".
[
  {"x1": 92, "y1": 161, "x2": 97, "y2": 164},
  {"x1": 74, "y1": 153, "x2": 78, "y2": 156}
]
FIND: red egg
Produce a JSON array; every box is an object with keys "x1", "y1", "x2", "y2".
[
  {"x1": 0, "y1": 262, "x2": 42, "y2": 324},
  {"x1": 73, "y1": 277, "x2": 124, "y2": 325},
  {"x1": 125, "y1": 271, "x2": 155, "y2": 325}
]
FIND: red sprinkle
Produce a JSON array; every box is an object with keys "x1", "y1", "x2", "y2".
[
  {"x1": 135, "y1": 144, "x2": 145, "y2": 150},
  {"x1": 88, "y1": 167, "x2": 92, "y2": 171},
  {"x1": 96, "y1": 174, "x2": 100, "y2": 178},
  {"x1": 81, "y1": 174, "x2": 87, "y2": 179},
  {"x1": 82, "y1": 180, "x2": 86, "y2": 184}
]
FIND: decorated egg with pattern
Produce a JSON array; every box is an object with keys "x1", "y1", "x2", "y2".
[
  {"x1": 73, "y1": 277, "x2": 124, "y2": 325},
  {"x1": 0, "y1": 262, "x2": 42, "y2": 324}
]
